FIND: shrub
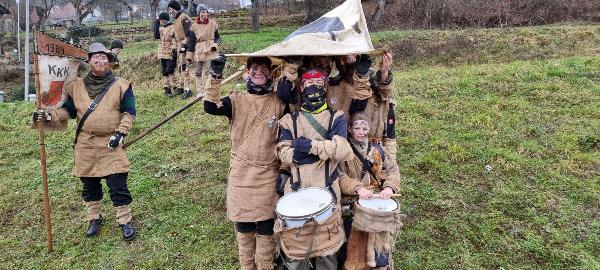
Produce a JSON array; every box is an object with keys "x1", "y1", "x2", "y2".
[{"x1": 67, "y1": 25, "x2": 105, "y2": 42}]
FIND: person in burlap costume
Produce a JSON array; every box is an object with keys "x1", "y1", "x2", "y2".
[
  {"x1": 109, "y1": 39, "x2": 124, "y2": 71},
  {"x1": 168, "y1": 0, "x2": 195, "y2": 99},
  {"x1": 32, "y1": 43, "x2": 137, "y2": 241},
  {"x1": 191, "y1": 6, "x2": 220, "y2": 97},
  {"x1": 203, "y1": 55, "x2": 297, "y2": 270},
  {"x1": 348, "y1": 52, "x2": 398, "y2": 162},
  {"x1": 323, "y1": 54, "x2": 373, "y2": 119},
  {"x1": 153, "y1": 11, "x2": 178, "y2": 96},
  {"x1": 275, "y1": 67, "x2": 362, "y2": 269},
  {"x1": 338, "y1": 112, "x2": 402, "y2": 269}
]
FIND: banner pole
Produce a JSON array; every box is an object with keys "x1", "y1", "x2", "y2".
[{"x1": 34, "y1": 27, "x2": 54, "y2": 252}]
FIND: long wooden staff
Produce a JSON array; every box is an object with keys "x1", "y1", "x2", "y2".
[
  {"x1": 123, "y1": 65, "x2": 246, "y2": 149},
  {"x1": 33, "y1": 27, "x2": 54, "y2": 252}
]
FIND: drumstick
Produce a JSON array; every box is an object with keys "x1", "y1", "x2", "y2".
[{"x1": 372, "y1": 193, "x2": 402, "y2": 198}]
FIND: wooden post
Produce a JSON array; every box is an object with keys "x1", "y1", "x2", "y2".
[{"x1": 33, "y1": 27, "x2": 54, "y2": 252}]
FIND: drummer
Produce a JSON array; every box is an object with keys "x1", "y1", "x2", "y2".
[
  {"x1": 338, "y1": 112, "x2": 401, "y2": 269},
  {"x1": 275, "y1": 67, "x2": 356, "y2": 269}
]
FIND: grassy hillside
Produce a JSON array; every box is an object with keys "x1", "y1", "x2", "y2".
[{"x1": 1, "y1": 24, "x2": 599, "y2": 269}]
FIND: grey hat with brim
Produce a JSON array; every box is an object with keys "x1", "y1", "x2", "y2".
[{"x1": 88, "y1": 43, "x2": 114, "y2": 62}]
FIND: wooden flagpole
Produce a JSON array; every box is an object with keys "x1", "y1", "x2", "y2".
[{"x1": 33, "y1": 26, "x2": 54, "y2": 252}]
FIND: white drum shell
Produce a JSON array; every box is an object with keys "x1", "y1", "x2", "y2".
[
  {"x1": 357, "y1": 198, "x2": 398, "y2": 212},
  {"x1": 276, "y1": 187, "x2": 334, "y2": 229}
]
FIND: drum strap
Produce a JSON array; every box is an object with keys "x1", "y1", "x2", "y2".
[
  {"x1": 290, "y1": 110, "x2": 338, "y2": 204},
  {"x1": 350, "y1": 142, "x2": 382, "y2": 188},
  {"x1": 299, "y1": 218, "x2": 319, "y2": 269}
]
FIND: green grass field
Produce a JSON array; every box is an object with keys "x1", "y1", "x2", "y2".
[{"x1": 0, "y1": 23, "x2": 599, "y2": 269}]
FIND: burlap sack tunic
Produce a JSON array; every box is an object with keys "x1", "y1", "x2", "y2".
[
  {"x1": 191, "y1": 20, "x2": 219, "y2": 62},
  {"x1": 339, "y1": 142, "x2": 401, "y2": 198},
  {"x1": 49, "y1": 78, "x2": 134, "y2": 177},
  {"x1": 326, "y1": 73, "x2": 371, "y2": 120},
  {"x1": 157, "y1": 24, "x2": 176, "y2": 59},
  {"x1": 275, "y1": 110, "x2": 356, "y2": 260},
  {"x1": 227, "y1": 91, "x2": 286, "y2": 222},
  {"x1": 364, "y1": 70, "x2": 398, "y2": 160}
]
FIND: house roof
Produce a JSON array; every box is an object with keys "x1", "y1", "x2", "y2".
[{"x1": 0, "y1": 4, "x2": 10, "y2": 15}]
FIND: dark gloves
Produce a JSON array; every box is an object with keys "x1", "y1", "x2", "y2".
[
  {"x1": 210, "y1": 54, "x2": 227, "y2": 79},
  {"x1": 32, "y1": 109, "x2": 51, "y2": 122},
  {"x1": 179, "y1": 43, "x2": 187, "y2": 53},
  {"x1": 292, "y1": 151, "x2": 320, "y2": 165},
  {"x1": 355, "y1": 54, "x2": 372, "y2": 76},
  {"x1": 171, "y1": 49, "x2": 177, "y2": 61},
  {"x1": 108, "y1": 132, "x2": 125, "y2": 150},
  {"x1": 276, "y1": 170, "x2": 291, "y2": 194},
  {"x1": 291, "y1": 136, "x2": 312, "y2": 153}
]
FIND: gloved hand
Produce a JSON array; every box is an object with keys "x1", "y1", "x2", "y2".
[
  {"x1": 210, "y1": 54, "x2": 227, "y2": 78},
  {"x1": 107, "y1": 132, "x2": 125, "y2": 150},
  {"x1": 292, "y1": 151, "x2": 320, "y2": 165},
  {"x1": 291, "y1": 136, "x2": 312, "y2": 153},
  {"x1": 355, "y1": 54, "x2": 372, "y2": 76},
  {"x1": 32, "y1": 109, "x2": 51, "y2": 122},
  {"x1": 179, "y1": 43, "x2": 187, "y2": 53},
  {"x1": 276, "y1": 170, "x2": 291, "y2": 194},
  {"x1": 171, "y1": 49, "x2": 177, "y2": 61}
]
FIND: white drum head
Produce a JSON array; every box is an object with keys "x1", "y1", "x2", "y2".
[
  {"x1": 276, "y1": 188, "x2": 333, "y2": 218},
  {"x1": 358, "y1": 198, "x2": 398, "y2": 212}
]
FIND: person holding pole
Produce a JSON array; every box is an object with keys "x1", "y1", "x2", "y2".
[
  {"x1": 203, "y1": 55, "x2": 296, "y2": 270},
  {"x1": 32, "y1": 43, "x2": 137, "y2": 241}
]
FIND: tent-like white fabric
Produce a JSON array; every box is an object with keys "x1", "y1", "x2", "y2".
[{"x1": 227, "y1": 0, "x2": 374, "y2": 57}]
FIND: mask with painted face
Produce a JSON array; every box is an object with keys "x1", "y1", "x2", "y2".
[{"x1": 301, "y1": 85, "x2": 327, "y2": 113}]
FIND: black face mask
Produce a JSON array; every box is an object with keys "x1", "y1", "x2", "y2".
[
  {"x1": 246, "y1": 77, "x2": 273, "y2": 95},
  {"x1": 301, "y1": 85, "x2": 327, "y2": 112}
]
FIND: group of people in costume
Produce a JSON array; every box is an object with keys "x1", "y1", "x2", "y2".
[
  {"x1": 32, "y1": 1, "x2": 402, "y2": 269},
  {"x1": 203, "y1": 51, "x2": 401, "y2": 270},
  {"x1": 153, "y1": 1, "x2": 220, "y2": 99}
]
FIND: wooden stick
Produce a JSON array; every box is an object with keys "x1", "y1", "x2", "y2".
[
  {"x1": 33, "y1": 27, "x2": 54, "y2": 252},
  {"x1": 122, "y1": 65, "x2": 246, "y2": 149},
  {"x1": 372, "y1": 193, "x2": 402, "y2": 198}
]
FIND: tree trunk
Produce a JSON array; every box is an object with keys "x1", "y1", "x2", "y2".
[
  {"x1": 75, "y1": 8, "x2": 82, "y2": 26},
  {"x1": 150, "y1": 0, "x2": 158, "y2": 19},
  {"x1": 303, "y1": 0, "x2": 313, "y2": 25},
  {"x1": 371, "y1": 0, "x2": 386, "y2": 30},
  {"x1": 251, "y1": 0, "x2": 260, "y2": 33}
]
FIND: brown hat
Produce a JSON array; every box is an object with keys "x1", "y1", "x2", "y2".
[{"x1": 350, "y1": 112, "x2": 369, "y2": 126}]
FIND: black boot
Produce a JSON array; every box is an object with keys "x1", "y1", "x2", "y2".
[
  {"x1": 120, "y1": 222, "x2": 136, "y2": 241},
  {"x1": 181, "y1": 89, "x2": 193, "y2": 100},
  {"x1": 86, "y1": 215, "x2": 103, "y2": 237},
  {"x1": 172, "y1": 87, "x2": 184, "y2": 96},
  {"x1": 163, "y1": 86, "x2": 172, "y2": 96}
]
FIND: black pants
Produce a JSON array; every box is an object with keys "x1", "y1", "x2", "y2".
[
  {"x1": 81, "y1": 172, "x2": 132, "y2": 207},
  {"x1": 160, "y1": 59, "x2": 175, "y2": 76},
  {"x1": 235, "y1": 219, "x2": 275, "y2": 235}
]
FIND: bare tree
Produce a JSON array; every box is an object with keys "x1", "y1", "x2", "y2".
[
  {"x1": 251, "y1": 0, "x2": 259, "y2": 32},
  {"x1": 149, "y1": 0, "x2": 159, "y2": 19},
  {"x1": 370, "y1": 0, "x2": 388, "y2": 30},
  {"x1": 303, "y1": 0, "x2": 313, "y2": 25}
]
